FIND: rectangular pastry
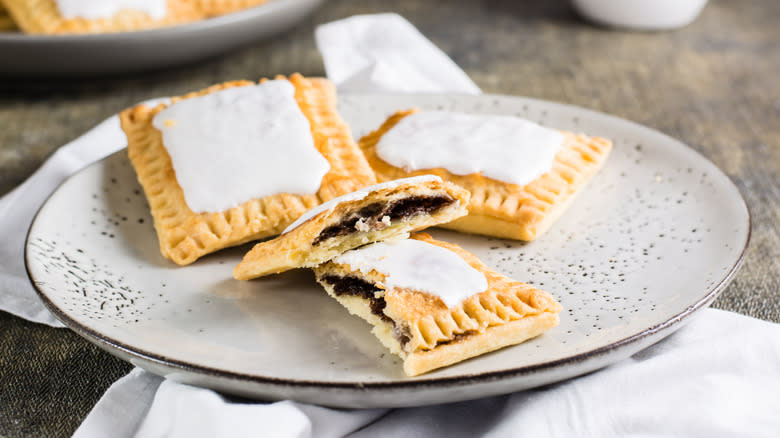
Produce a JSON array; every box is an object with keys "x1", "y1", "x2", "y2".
[
  {"x1": 233, "y1": 175, "x2": 470, "y2": 280},
  {"x1": 120, "y1": 74, "x2": 377, "y2": 265},
  {"x1": 313, "y1": 232, "x2": 562, "y2": 376},
  {"x1": 358, "y1": 109, "x2": 613, "y2": 241},
  {"x1": 3, "y1": 0, "x2": 202, "y2": 34}
]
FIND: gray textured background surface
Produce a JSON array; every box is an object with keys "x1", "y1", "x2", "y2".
[{"x1": 1, "y1": 0, "x2": 778, "y2": 436}]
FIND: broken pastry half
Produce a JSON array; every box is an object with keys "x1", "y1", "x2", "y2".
[
  {"x1": 233, "y1": 175, "x2": 469, "y2": 280},
  {"x1": 120, "y1": 74, "x2": 376, "y2": 265},
  {"x1": 359, "y1": 109, "x2": 613, "y2": 241},
  {"x1": 313, "y1": 232, "x2": 562, "y2": 376}
]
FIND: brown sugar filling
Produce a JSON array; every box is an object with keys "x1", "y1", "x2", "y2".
[
  {"x1": 320, "y1": 275, "x2": 388, "y2": 321},
  {"x1": 312, "y1": 195, "x2": 455, "y2": 245},
  {"x1": 320, "y1": 275, "x2": 411, "y2": 348},
  {"x1": 435, "y1": 331, "x2": 478, "y2": 346}
]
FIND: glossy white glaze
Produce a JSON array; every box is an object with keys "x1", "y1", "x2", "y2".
[
  {"x1": 334, "y1": 239, "x2": 488, "y2": 307},
  {"x1": 55, "y1": 0, "x2": 167, "y2": 20},
  {"x1": 376, "y1": 111, "x2": 565, "y2": 186},
  {"x1": 282, "y1": 175, "x2": 441, "y2": 234},
  {"x1": 152, "y1": 80, "x2": 329, "y2": 213}
]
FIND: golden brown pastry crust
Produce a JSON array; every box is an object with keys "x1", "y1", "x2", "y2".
[
  {"x1": 120, "y1": 74, "x2": 377, "y2": 265},
  {"x1": 3, "y1": 0, "x2": 202, "y2": 34},
  {"x1": 0, "y1": 7, "x2": 16, "y2": 31},
  {"x1": 314, "y1": 233, "x2": 562, "y2": 376},
  {"x1": 233, "y1": 178, "x2": 470, "y2": 280},
  {"x1": 198, "y1": 0, "x2": 268, "y2": 17},
  {"x1": 359, "y1": 109, "x2": 613, "y2": 241},
  {"x1": 0, "y1": 2, "x2": 16, "y2": 31}
]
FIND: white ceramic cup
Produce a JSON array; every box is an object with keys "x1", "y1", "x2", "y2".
[{"x1": 571, "y1": 0, "x2": 708, "y2": 30}]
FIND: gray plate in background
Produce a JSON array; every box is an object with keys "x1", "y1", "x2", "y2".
[{"x1": 0, "y1": 0, "x2": 322, "y2": 77}]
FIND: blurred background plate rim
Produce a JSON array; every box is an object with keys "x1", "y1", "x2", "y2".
[
  {"x1": 0, "y1": 0, "x2": 317, "y2": 42},
  {"x1": 0, "y1": 0, "x2": 324, "y2": 76}
]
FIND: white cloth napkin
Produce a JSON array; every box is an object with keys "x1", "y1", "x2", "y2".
[
  {"x1": 1, "y1": 12, "x2": 777, "y2": 438},
  {"x1": 315, "y1": 13, "x2": 480, "y2": 94}
]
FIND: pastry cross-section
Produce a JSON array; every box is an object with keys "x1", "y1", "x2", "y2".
[
  {"x1": 3, "y1": 0, "x2": 202, "y2": 34},
  {"x1": 313, "y1": 233, "x2": 562, "y2": 376},
  {"x1": 359, "y1": 109, "x2": 613, "y2": 241},
  {"x1": 120, "y1": 74, "x2": 377, "y2": 265},
  {"x1": 233, "y1": 176, "x2": 470, "y2": 280}
]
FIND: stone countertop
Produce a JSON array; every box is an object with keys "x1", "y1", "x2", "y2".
[{"x1": 1, "y1": 0, "x2": 778, "y2": 436}]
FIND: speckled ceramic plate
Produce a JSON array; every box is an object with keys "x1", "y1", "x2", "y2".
[
  {"x1": 0, "y1": 0, "x2": 322, "y2": 77},
  {"x1": 26, "y1": 94, "x2": 749, "y2": 408}
]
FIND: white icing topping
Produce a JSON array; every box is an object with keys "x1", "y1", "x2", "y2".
[
  {"x1": 376, "y1": 111, "x2": 566, "y2": 186},
  {"x1": 55, "y1": 0, "x2": 167, "y2": 20},
  {"x1": 334, "y1": 239, "x2": 488, "y2": 308},
  {"x1": 282, "y1": 175, "x2": 442, "y2": 234},
  {"x1": 152, "y1": 80, "x2": 329, "y2": 213}
]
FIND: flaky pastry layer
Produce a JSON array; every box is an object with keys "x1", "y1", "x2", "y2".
[
  {"x1": 3, "y1": 0, "x2": 202, "y2": 34},
  {"x1": 233, "y1": 178, "x2": 470, "y2": 280},
  {"x1": 359, "y1": 109, "x2": 613, "y2": 241},
  {"x1": 120, "y1": 74, "x2": 376, "y2": 265},
  {"x1": 314, "y1": 233, "x2": 562, "y2": 376}
]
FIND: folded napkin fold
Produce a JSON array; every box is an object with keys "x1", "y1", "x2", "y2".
[
  {"x1": 75, "y1": 369, "x2": 386, "y2": 438},
  {"x1": 1, "y1": 12, "x2": 777, "y2": 438},
  {"x1": 315, "y1": 13, "x2": 480, "y2": 94}
]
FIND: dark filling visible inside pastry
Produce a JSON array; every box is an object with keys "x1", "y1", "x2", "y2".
[
  {"x1": 436, "y1": 331, "x2": 477, "y2": 346},
  {"x1": 321, "y1": 275, "x2": 391, "y2": 322},
  {"x1": 320, "y1": 275, "x2": 413, "y2": 349},
  {"x1": 392, "y1": 326, "x2": 411, "y2": 349},
  {"x1": 313, "y1": 195, "x2": 455, "y2": 245},
  {"x1": 384, "y1": 196, "x2": 453, "y2": 220}
]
